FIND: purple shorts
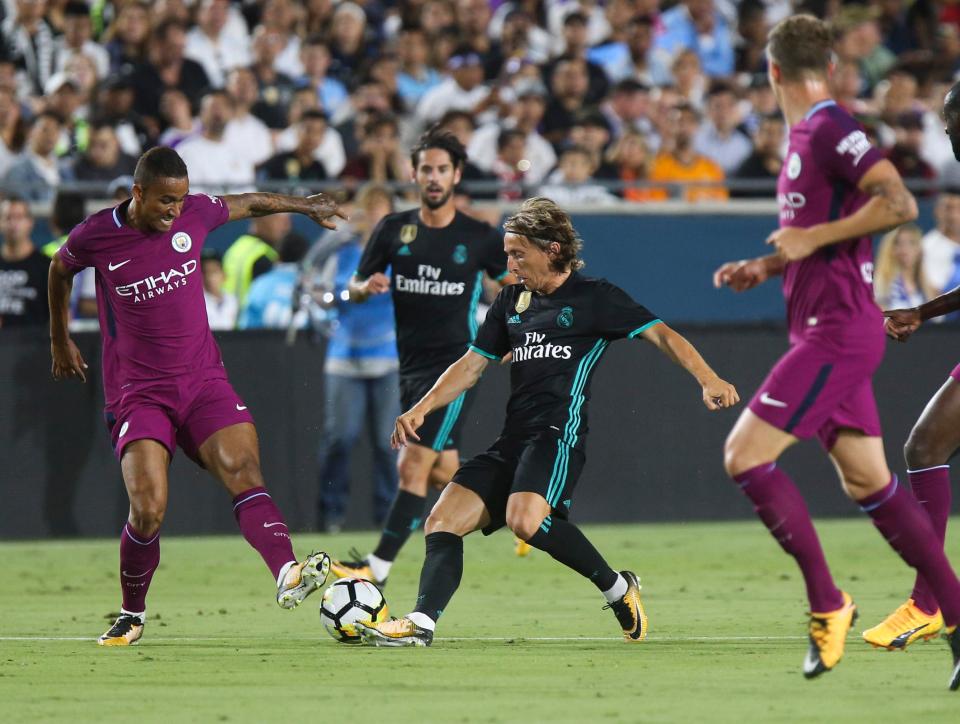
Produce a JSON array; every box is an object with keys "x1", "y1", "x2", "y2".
[
  {"x1": 748, "y1": 337, "x2": 883, "y2": 450},
  {"x1": 105, "y1": 370, "x2": 254, "y2": 461}
]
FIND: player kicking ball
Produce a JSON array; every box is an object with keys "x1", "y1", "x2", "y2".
[
  {"x1": 357, "y1": 197, "x2": 739, "y2": 647},
  {"x1": 714, "y1": 16, "x2": 960, "y2": 688},
  {"x1": 862, "y1": 79, "x2": 960, "y2": 652},
  {"x1": 49, "y1": 147, "x2": 344, "y2": 645}
]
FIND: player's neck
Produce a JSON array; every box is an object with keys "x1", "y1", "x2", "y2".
[
  {"x1": 418, "y1": 202, "x2": 456, "y2": 228},
  {"x1": 126, "y1": 199, "x2": 152, "y2": 233},
  {"x1": 534, "y1": 269, "x2": 572, "y2": 295},
  {"x1": 777, "y1": 80, "x2": 833, "y2": 127}
]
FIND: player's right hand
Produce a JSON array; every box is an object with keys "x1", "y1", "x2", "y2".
[
  {"x1": 391, "y1": 408, "x2": 424, "y2": 449},
  {"x1": 883, "y1": 308, "x2": 922, "y2": 342},
  {"x1": 712, "y1": 259, "x2": 767, "y2": 292},
  {"x1": 362, "y1": 272, "x2": 391, "y2": 296},
  {"x1": 51, "y1": 337, "x2": 88, "y2": 382}
]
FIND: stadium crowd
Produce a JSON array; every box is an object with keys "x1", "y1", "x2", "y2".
[{"x1": 5, "y1": 0, "x2": 960, "y2": 333}]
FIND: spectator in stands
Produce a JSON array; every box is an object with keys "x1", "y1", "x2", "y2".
[
  {"x1": 886, "y1": 110, "x2": 936, "y2": 192},
  {"x1": 832, "y1": 59, "x2": 872, "y2": 116},
  {"x1": 314, "y1": 183, "x2": 399, "y2": 531},
  {"x1": 41, "y1": 74, "x2": 84, "y2": 158},
  {"x1": 0, "y1": 86, "x2": 26, "y2": 178},
  {"x1": 467, "y1": 79, "x2": 555, "y2": 185},
  {"x1": 734, "y1": 0, "x2": 769, "y2": 76},
  {"x1": 3, "y1": 110, "x2": 63, "y2": 202},
  {"x1": 62, "y1": 52, "x2": 98, "y2": 118},
  {"x1": 649, "y1": 102, "x2": 727, "y2": 202},
  {"x1": 543, "y1": 11, "x2": 608, "y2": 104},
  {"x1": 455, "y1": 0, "x2": 498, "y2": 76},
  {"x1": 54, "y1": 1, "x2": 109, "y2": 80},
  {"x1": 591, "y1": 13, "x2": 670, "y2": 88},
  {"x1": 834, "y1": 4, "x2": 896, "y2": 94},
  {"x1": 298, "y1": 35, "x2": 349, "y2": 121},
  {"x1": 731, "y1": 112, "x2": 785, "y2": 198},
  {"x1": 185, "y1": 0, "x2": 251, "y2": 89},
  {"x1": 922, "y1": 188, "x2": 960, "y2": 295},
  {"x1": 601, "y1": 79, "x2": 658, "y2": 148},
  {"x1": 2, "y1": 0, "x2": 56, "y2": 97},
  {"x1": 41, "y1": 190, "x2": 96, "y2": 320},
  {"x1": 874, "y1": 223, "x2": 936, "y2": 311},
  {"x1": 202, "y1": 251, "x2": 238, "y2": 331},
  {"x1": 654, "y1": 0, "x2": 734, "y2": 79},
  {"x1": 365, "y1": 53, "x2": 405, "y2": 117},
  {"x1": 341, "y1": 112, "x2": 409, "y2": 185},
  {"x1": 335, "y1": 79, "x2": 394, "y2": 158},
  {"x1": 328, "y1": 2, "x2": 375, "y2": 85},
  {"x1": 694, "y1": 81, "x2": 752, "y2": 175},
  {"x1": 0, "y1": 197, "x2": 48, "y2": 328},
  {"x1": 237, "y1": 231, "x2": 307, "y2": 329},
  {"x1": 130, "y1": 20, "x2": 211, "y2": 129},
  {"x1": 66, "y1": 122, "x2": 137, "y2": 184},
  {"x1": 259, "y1": 0, "x2": 304, "y2": 78},
  {"x1": 93, "y1": 73, "x2": 150, "y2": 156},
  {"x1": 249, "y1": 27, "x2": 296, "y2": 130},
  {"x1": 103, "y1": 0, "x2": 150, "y2": 74},
  {"x1": 176, "y1": 90, "x2": 255, "y2": 193},
  {"x1": 607, "y1": 129, "x2": 665, "y2": 202},
  {"x1": 224, "y1": 66, "x2": 274, "y2": 168},
  {"x1": 157, "y1": 88, "x2": 200, "y2": 147},
  {"x1": 416, "y1": 46, "x2": 491, "y2": 128},
  {"x1": 259, "y1": 108, "x2": 328, "y2": 184},
  {"x1": 420, "y1": 0, "x2": 457, "y2": 38},
  {"x1": 538, "y1": 145, "x2": 619, "y2": 206},
  {"x1": 743, "y1": 72, "x2": 779, "y2": 135},
  {"x1": 222, "y1": 212, "x2": 291, "y2": 307},
  {"x1": 396, "y1": 24, "x2": 442, "y2": 113},
  {"x1": 569, "y1": 109, "x2": 618, "y2": 180},
  {"x1": 436, "y1": 109, "x2": 497, "y2": 196},
  {"x1": 877, "y1": 0, "x2": 918, "y2": 55},
  {"x1": 491, "y1": 128, "x2": 528, "y2": 201},
  {"x1": 498, "y1": 6, "x2": 553, "y2": 66},
  {"x1": 542, "y1": 56, "x2": 590, "y2": 147},
  {"x1": 672, "y1": 48, "x2": 707, "y2": 110},
  {"x1": 276, "y1": 86, "x2": 347, "y2": 177}
]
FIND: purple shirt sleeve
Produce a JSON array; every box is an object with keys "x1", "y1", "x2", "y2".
[
  {"x1": 57, "y1": 219, "x2": 92, "y2": 272},
  {"x1": 812, "y1": 112, "x2": 884, "y2": 188},
  {"x1": 190, "y1": 193, "x2": 230, "y2": 231}
]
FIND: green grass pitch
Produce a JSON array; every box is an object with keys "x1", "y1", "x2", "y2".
[{"x1": 2, "y1": 519, "x2": 960, "y2": 722}]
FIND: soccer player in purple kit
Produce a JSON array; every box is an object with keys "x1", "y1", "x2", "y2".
[
  {"x1": 48, "y1": 147, "x2": 345, "y2": 646},
  {"x1": 863, "y1": 79, "x2": 960, "y2": 651},
  {"x1": 714, "y1": 16, "x2": 960, "y2": 688}
]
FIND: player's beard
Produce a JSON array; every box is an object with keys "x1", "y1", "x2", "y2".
[{"x1": 421, "y1": 185, "x2": 452, "y2": 210}]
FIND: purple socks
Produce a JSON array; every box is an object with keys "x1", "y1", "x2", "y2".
[
  {"x1": 233, "y1": 487, "x2": 297, "y2": 581},
  {"x1": 908, "y1": 466, "x2": 953, "y2": 615},
  {"x1": 119, "y1": 522, "x2": 160, "y2": 614},
  {"x1": 734, "y1": 463, "x2": 844, "y2": 612}
]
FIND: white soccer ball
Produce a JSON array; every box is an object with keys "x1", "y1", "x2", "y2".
[{"x1": 319, "y1": 578, "x2": 389, "y2": 644}]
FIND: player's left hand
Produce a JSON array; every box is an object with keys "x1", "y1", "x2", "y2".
[
  {"x1": 391, "y1": 408, "x2": 425, "y2": 449},
  {"x1": 702, "y1": 377, "x2": 739, "y2": 411},
  {"x1": 51, "y1": 337, "x2": 88, "y2": 382},
  {"x1": 766, "y1": 227, "x2": 820, "y2": 262},
  {"x1": 304, "y1": 193, "x2": 348, "y2": 230},
  {"x1": 883, "y1": 307, "x2": 922, "y2": 342}
]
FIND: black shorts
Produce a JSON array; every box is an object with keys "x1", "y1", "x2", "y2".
[
  {"x1": 401, "y1": 372, "x2": 475, "y2": 453},
  {"x1": 452, "y1": 431, "x2": 586, "y2": 535}
]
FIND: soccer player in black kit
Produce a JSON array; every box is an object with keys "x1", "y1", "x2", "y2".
[
  {"x1": 328, "y1": 129, "x2": 510, "y2": 586},
  {"x1": 358, "y1": 197, "x2": 740, "y2": 646}
]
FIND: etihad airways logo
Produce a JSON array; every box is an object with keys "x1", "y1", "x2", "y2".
[
  {"x1": 395, "y1": 264, "x2": 465, "y2": 296},
  {"x1": 115, "y1": 260, "x2": 197, "y2": 302},
  {"x1": 512, "y1": 331, "x2": 572, "y2": 362}
]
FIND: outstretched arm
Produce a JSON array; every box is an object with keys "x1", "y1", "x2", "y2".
[
  {"x1": 640, "y1": 322, "x2": 739, "y2": 411},
  {"x1": 222, "y1": 192, "x2": 347, "y2": 228},
  {"x1": 713, "y1": 253, "x2": 786, "y2": 292},
  {"x1": 48, "y1": 254, "x2": 88, "y2": 382},
  {"x1": 884, "y1": 285, "x2": 960, "y2": 341},
  {"x1": 392, "y1": 350, "x2": 491, "y2": 447}
]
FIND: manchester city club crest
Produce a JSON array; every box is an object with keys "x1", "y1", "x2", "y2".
[
  {"x1": 400, "y1": 224, "x2": 418, "y2": 244},
  {"x1": 452, "y1": 244, "x2": 467, "y2": 264},
  {"x1": 557, "y1": 306, "x2": 574, "y2": 328},
  {"x1": 786, "y1": 152, "x2": 802, "y2": 180},
  {"x1": 171, "y1": 231, "x2": 192, "y2": 253},
  {"x1": 516, "y1": 290, "x2": 532, "y2": 313}
]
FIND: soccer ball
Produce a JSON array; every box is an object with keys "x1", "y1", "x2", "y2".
[{"x1": 319, "y1": 578, "x2": 389, "y2": 644}]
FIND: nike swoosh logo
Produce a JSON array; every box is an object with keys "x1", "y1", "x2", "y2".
[
  {"x1": 802, "y1": 645, "x2": 821, "y2": 674},
  {"x1": 759, "y1": 392, "x2": 788, "y2": 408},
  {"x1": 236, "y1": 404, "x2": 247, "y2": 411},
  {"x1": 891, "y1": 623, "x2": 929, "y2": 648},
  {"x1": 122, "y1": 569, "x2": 153, "y2": 578},
  {"x1": 263, "y1": 522, "x2": 286, "y2": 528},
  {"x1": 108, "y1": 260, "x2": 132, "y2": 271}
]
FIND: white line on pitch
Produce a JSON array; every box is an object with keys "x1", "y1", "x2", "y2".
[{"x1": 0, "y1": 635, "x2": 806, "y2": 642}]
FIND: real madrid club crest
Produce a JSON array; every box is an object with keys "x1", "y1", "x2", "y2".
[
  {"x1": 171, "y1": 231, "x2": 192, "y2": 253},
  {"x1": 516, "y1": 290, "x2": 532, "y2": 314},
  {"x1": 400, "y1": 224, "x2": 418, "y2": 244},
  {"x1": 452, "y1": 243, "x2": 467, "y2": 264},
  {"x1": 786, "y1": 152, "x2": 802, "y2": 180},
  {"x1": 556, "y1": 306, "x2": 574, "y2": 328}
]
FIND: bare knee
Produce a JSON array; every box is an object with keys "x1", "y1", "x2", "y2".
[
  {"x1": 723, "y1": 435, "x2": 759, "y2": 479},
  {"x1": 424, "y1": 504, "x2": 471, "y2": 536},
  {"x1": 904, "y1": 427, "x2": 946, "y2": 470},
  {"x1": 506, "y1": 510, "x2": 543, "y2": 542},
  {"x1": 128, "y1": 496, "x2": 165, "y2": 536},
  {"x1": 216, "y1": 448, "x2": 263, "y2": 493},
  {"x1": 397, "y1": 450, "x2": 432, "y2": 495}
]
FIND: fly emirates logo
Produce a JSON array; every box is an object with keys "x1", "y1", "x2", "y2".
[
  {"x1": 512, "y1": 331, "x2": 572, "y2": 362},
  {"x1": 115, "y1": 260, "x2": 197, "y2": 303},
  {"x1": 395, "y1": 265, "x2": 465, "y2": 296}
]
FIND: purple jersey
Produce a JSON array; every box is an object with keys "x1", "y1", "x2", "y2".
[
  {"x1": 57, "y1": 194, "x2": 230, "y2": 408},
  {"x1": 777, "y1": 101, "x2": 884, "y2": 342}
]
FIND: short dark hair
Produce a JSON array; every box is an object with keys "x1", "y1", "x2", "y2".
[
  {"x1": 706, "y1": 79, "x2": 738, "y2": 100},
  {"x1": 767, "y1": 15, "x2": 833, "y2": 81},
  {"x1": 52, "y1": 191, "x2": 87, "y2": 232},
  {"x1": 300, "y1": 109, "x2": 327, "y2": 124},
  {"x1": 364, "y1": 112, "x2": 398, "y2": 137},
  {"x1": 279, "y1": 232, "x2": 308, "y2": 263},
  {"x1": 133, "y1": 147, "x2": 188, "y2": 187},
  {"x1": 438, "y1": 109, "x2": 476, "y2": 130},
  {"x1": 64, "y1": 1, "x2": 91, "y2": 18},
  {"x1": 33, "y1": 110, "x2": 64, "y2": 126},
  {"x1": 154, "y1": 19, "x2": 187, "y2": 43},
  {"x1": 497, "y1": 128, "x2": 525, "y2": 151},
  {"x1": 410, "y1": 126, "x2": 467, "y2": 170}
]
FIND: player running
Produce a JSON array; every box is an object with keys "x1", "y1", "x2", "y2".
[
  {"x1": 328, "y1": 129, "x2": 510, "y2": 587},
  {"x1": 863, "y1": 79, "x2": 960, "y2": 651},
  {"x1": 714, "y1": 16, "x2": 960, "y2": 687},
  {"x1": 357, "y1": 196, "x2": 739, "y2": 647},
  {"x1": 49, "y1": 147, "x2": 343, "y2": 646}
]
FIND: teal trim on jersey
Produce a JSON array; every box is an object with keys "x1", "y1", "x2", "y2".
[
  {"x1": 353, "y1": 270, "x2": 366, "y2": 281},
  {"x1": 495, "y1": 270, "x2": 510, "y2": 282},
  {"x1": 546, "y1": 338, "x2": 609, "y2": 506},
  {"x1": 431, "y1": 391, "x2": 466, "y2": 452},
  {"x1": 539, "y1": 515, "x2": 552, "y2": 534},
  {"x1": 468, "y1": 344, "x2": 499, "y2": 360},
  {"x1": 468, "y1": 271, "x2": 483, "y2": 340},
  {"x1": 627, "y1": 319, "x2": 663, "y2": 339}
]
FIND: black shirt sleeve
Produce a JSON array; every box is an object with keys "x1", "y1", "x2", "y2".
[
  {"x1": 480, "y1": 225, "x2": 508, "y2": 280},
  {"x1": 593, "y1": 281, "x2": 661, "y2": 340},
  {"x1": 470, "y1": 286, "x2": 511, "y2": 359},
  {"x1": 355, "y1": 217, "x2": 392, "y2": 279}
]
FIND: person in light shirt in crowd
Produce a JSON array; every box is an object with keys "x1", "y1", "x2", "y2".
[
  {"x1": 922, "y1": 189, "x2": 960, "y2": 296},
  {"x1": 185, "y1": 0, "x2": 251, "y2": 89},
  {"x1": 538, "y1": 145, "x2": 619, "y2": 206},
  {"x1": 874, "y1": 223, "x2": 937, "y2": 312},
  {"x1": 176, "y1": 90, "x2": 256, "y2": 193},
  {"x1": 202, "y1": 251, "x2": 239, "y2": 331}
]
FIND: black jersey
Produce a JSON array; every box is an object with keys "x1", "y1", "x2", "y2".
[
  {"x1": 470, "y1": 272, "x2": 661, "y2": 447},
  {"x1": 356, "y1": 209, "x2": 507, "y2": 377}
]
